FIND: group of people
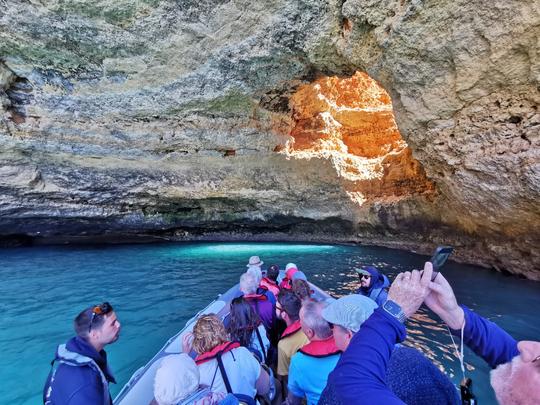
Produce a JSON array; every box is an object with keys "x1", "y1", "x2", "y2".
[{"x1": 43, "y1": 256, "x2": 540, "y2": 405}]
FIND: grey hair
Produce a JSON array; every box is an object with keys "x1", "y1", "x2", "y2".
[
  {"x1": 301, "y1": 300, "x2": 332, "y2": 339},
  {"x1": 246, "y1": 266, "x2": 263, "y2": 283},
  {"x1": 240, "y1": 272, "x2": 258, "y2": 294}
]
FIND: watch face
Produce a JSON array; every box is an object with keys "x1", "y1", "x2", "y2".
[{"x1": 383, "y1": 300, "x2": 401, "y2": 316}]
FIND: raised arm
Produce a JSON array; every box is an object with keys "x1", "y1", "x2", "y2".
[
  {"x1": 458, "y1": 305, "x2": 519, "y2": 368},
  {"x1": 331, "y1": 309, "x2": 406, "y2": 404},
  {"x1": 425, "y1": 273, "x2": 519, "y2": 368},
  {"x1": 331, "y1": 264, "x2": 434, "y2": 404}
]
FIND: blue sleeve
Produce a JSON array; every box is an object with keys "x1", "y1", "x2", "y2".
[
  {"x1": 266, "y1": 291, "x2": 276, "y2": 306},
  {"x1": 453, "y1": 306, "x2": 519, "y2": 369},
  {"x1": 331, "y1": 308, "x2": 406, "y2": 404}
]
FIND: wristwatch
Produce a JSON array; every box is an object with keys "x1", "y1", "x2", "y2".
[{"x1": 382, "y1": 299, "x2": 406, "y2": 323}]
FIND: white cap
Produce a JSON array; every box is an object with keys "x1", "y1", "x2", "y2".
[{"x1": 154, "y1": 354, "x2": 199, "y2": 405}]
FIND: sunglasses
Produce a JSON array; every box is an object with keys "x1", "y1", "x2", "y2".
[
  {"x1": 88, "y1": 302, "x2": 112, "y2": 333},
  {"x1": 359, "y1": 274, "x2": 371, "y2": 280}
]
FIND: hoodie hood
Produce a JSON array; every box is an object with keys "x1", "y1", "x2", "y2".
[
  {"x1": 66, "y1": 336, "x2": 116, "y2": 383},
  {"x1": 360, "y1": 266, "x2": 389, "y2": 294}
]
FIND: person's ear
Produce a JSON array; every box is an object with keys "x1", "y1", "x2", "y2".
[
  {"x1": 87, "y1": 329, "x2": 97, "y2": 341},
  {"x1": 307, "y1": 328, "x2": 315, "y2": 340}
]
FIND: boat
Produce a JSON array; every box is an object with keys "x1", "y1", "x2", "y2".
[{"x1": 114, "y1": 273, "x2": 331, "y2": 405}]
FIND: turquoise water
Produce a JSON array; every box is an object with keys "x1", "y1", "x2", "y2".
[{"x1": 1, "y1": 242, "x2": 539, "y2": 404}]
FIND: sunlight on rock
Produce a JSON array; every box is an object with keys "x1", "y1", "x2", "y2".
[{"x1": 284, "y1": 72, "x2": 434, "y2": 205}]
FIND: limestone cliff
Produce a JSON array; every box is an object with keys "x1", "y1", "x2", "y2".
[{"x1": 0, "y1": 0, "x2": 539, "y2": 279}]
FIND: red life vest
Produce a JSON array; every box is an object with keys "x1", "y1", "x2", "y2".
[
  {"x1": 243, "y1": 293, "x2": 268, "y2": 302},
  {"x1": 280, "y1": 319, "x2": 302, "y2": 339},
  {"x1": 259, "y1": 278, "x2": 279, "y2": 296},
  {"x1": 279, "y1": 268, "x2": 298, "y2": 290},
  {"x1": 298, "y1": 336, "x2": 342, "y2": 358},
  {"x1": 195, "y1": 341, "x2": 241, "y2": 365},
  {"x1": 279, "y1": 278, "x2": 292, "y2": 290}
]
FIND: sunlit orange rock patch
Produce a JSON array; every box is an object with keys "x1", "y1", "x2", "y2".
[{"x1": 286, "y1": 72, "x2": 435, "y2": 205}]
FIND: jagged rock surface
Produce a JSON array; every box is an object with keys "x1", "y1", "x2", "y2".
[{"x1": 0, "y1": 0, "x2": 539, "y2": 279}]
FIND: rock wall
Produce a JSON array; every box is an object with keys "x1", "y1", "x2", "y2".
[{"x1": 0, "y1": 0, "x2": 539, "y2": 279}]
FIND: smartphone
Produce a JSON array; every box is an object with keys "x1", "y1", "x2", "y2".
[{"x1": 429, "y1": 246, "x2": 453, "y2": 281}]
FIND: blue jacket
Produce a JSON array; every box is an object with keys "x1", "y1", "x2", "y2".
[
  {"x1": 326, "y1": 304, "x2": 520, "y2": 404},
  {"x1": 319, "y1": 345, "x2": 459, "y2": 405},
  {"x1": 357, "y1": 267, "x2": 389, "y2": 306},
  {"x1": 454, "y1": 305, "x2": 519, "y2": 368},
  {"x1": 43, "y1": 336, "x2": 116, "y2": 405},
  {"x1": 329, "y1": 308, "x2": 408, "y2": 404}
]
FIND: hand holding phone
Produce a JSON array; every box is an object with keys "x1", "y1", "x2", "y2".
[{"x1": 429, "y1": 246, "x2": 453, "y2": 281}]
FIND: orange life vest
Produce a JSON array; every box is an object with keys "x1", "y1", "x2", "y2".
[{"x1": 195, "y1": 341, "x2": 241, "y2": 365}]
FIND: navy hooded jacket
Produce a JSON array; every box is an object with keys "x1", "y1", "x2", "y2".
[
  {"x1": 44, "y1": 336, "x2": 116, "y2": 405},
  {"x1": 324, "y1": 304, "x2": 520, "y2": 404},
  {"x1": 357, "y1": 267, "x2": 390, "y2": 306}
]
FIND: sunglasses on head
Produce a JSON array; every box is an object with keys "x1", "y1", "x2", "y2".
[{"x1": 88, "y1": 302, "x2": 112, "y2": 333}]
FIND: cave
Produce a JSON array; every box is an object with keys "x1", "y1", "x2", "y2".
[{"x1": 0, "y1": 0, "x2": 537, "y2": 279}]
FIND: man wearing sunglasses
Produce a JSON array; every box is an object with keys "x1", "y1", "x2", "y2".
[
  {"x1": 43, "y1": 302, "x2": 121, "y2": 405},
  {"x1": 355, "y1": 266, "x2": 390, "y2": 306}
]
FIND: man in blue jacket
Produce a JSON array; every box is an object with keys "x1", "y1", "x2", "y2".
[
  {"x1": 355, "y1": 266, "x2": 389, "y2": 306},
  {"x1": 319, "y1": 294, "x2": 459, "y2": 405},
  {"x1": 332, "y1": 263, "x2": 540, "y2": 404},
  {"x1": 43, "y1": 302, "x2": 121, "y2": 405}
]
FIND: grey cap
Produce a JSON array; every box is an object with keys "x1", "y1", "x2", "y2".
[{"x1": 322, "y1": 294, "x2": 378, "y2": 333}]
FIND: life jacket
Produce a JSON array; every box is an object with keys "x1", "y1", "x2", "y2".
[
  {"x1": 298, "y1": 336, "x2": 342, "y2": 358},
  {"x1": 280, "y1": 319, "x2": 302, "y2": 339},
  {"x1": 195, "y1": 341, "x2": 241, "y2": 365},
  {"x1": 279, "y1": 278, "x2": 291, "y2": 290},
  {"x1": 279, "y1": 267, "x2": 299, "y2": 290},
  {"x1": 259, "y1": 277, "x2": 280, "y2": 297},
  {"x1": 43, "y1": 344, "x2": 112, "y2": 405},
  {"x1": 194, "y1": 341, "x2": 256, "y2": 405},
  {"x1": 243, "y1": 293, "x2": 268, "y2": 302}
]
